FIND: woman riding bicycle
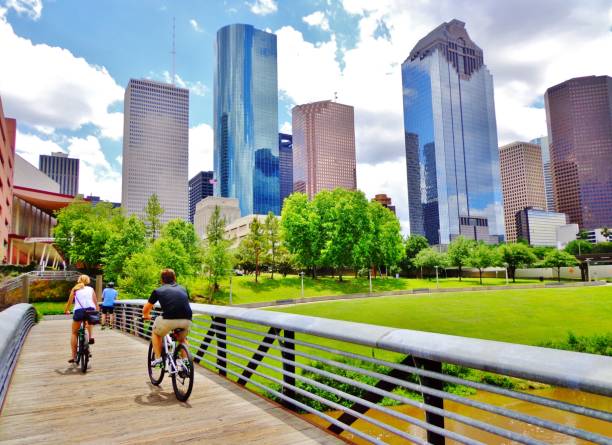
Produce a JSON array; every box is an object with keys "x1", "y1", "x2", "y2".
[{"x1": 64, "y1": 275, "x2": 99, "y2": 363}]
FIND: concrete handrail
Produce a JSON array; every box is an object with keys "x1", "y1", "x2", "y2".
[{"x1": 0, "y1": 304, "x2": 37, "y2": 411}]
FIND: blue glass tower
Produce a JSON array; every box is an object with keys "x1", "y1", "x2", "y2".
[
  {"x1": 402, "y1": 19, "x2": 504, "y2": 244},
  {"x1": 214, "y1": 24, "x2": 279, "y2": 216},
  {"x1": 278, "y1": 133, "x2": 293, "y2": 209}
]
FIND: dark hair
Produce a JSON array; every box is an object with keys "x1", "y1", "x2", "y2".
[
  {"x1": 161, "y1": 268, "x2": 176, "y2": 284},
  {"x1": 107, "y1": 282, "x2": 115, "y2": 288}
]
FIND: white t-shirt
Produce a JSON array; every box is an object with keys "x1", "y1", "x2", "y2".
[{"x1": 73, "y1": 286, "x2": 95, "y2": 310}]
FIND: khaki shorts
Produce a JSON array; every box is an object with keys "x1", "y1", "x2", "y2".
[{"x1": 153, "y1": 316, "x2": 191, "y2": 337}]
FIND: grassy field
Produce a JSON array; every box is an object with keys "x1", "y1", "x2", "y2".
[
  {"x1": 191, "y1": 274, "x2": 564, "y2": 305},
  {"x1": 269, "y1": 285, "x2": 612, "y2": 345}
]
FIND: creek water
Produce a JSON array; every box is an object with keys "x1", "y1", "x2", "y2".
[{"x1": 303, "y1": 388, "x2": 612, "y2": 444}]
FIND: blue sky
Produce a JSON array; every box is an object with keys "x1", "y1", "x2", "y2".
[{"x1": 1, "y1": 0, "x2": 610, "y2": 232}]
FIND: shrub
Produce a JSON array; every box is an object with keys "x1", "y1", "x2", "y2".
[
  {"x1": 28, "y1": 280, "x2": 76, "y2": 303},
  {"x1": 539, "y1": 332, "x2": 612, "y2": 356}
]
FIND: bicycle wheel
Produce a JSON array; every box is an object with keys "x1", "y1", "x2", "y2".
[
  {"x1": 147, "y1": 342, "x2": 165, "y2": 385},
  {"x1": 171, "y1": 344, "x2": 194, "y2": 402},
  {"x1": 80, "y1": 330, "x2": 89, "y2": 373}
]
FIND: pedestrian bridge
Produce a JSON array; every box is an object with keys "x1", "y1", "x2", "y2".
[{"x1": 1, "y1": 302, "x2": 611, "y2": 444}]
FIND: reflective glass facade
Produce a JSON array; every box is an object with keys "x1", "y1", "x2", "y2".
[
  {"x1": 278, "y1": 133, "x2": 293, "y2": 209},
  {"x1": 214, "y1": 24, "x2": 279, "y2": 216},
  {"x1": 402, "y1": 19, "x2": 504, "y2": 244}
]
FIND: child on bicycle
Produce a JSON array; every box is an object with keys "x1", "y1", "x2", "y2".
[
  {"x1": 64, "y1": 275, "x2": 99, "y2": 363},
  {"x1": 142, "y1": 269, "x2": 192, "y2": 367}
]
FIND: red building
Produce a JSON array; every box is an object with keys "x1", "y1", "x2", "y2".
[
  {"x1": 0, "y1": 98, "x2": 16, "y2": 263},
  {"x1": 372, "y1": 194, "x2": 396, "y2": 215}
]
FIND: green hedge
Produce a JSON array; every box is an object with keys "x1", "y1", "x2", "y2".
[{"x1": 28, "y1": 280, "x2": 76, "y2": 303}]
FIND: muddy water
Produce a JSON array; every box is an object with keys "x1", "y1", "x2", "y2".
[{"x1": 303, "y1": 388, "x2": 612, "y2": 444}]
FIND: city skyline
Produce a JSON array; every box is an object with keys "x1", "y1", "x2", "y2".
[{"x1": 0, "y1": 1, "x2": 610, "y2": 233}]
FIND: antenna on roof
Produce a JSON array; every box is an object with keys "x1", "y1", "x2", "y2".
[
  {"x1": 171, "y1": 16, "x2": 176, "y2": 85},
  {"x1": 333, "y1": 91, "x2": 338, "y2": 101}
]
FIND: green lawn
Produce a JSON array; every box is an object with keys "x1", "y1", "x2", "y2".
[
  {"x1": 269, "y1": 285, "x2": 612, "y2": 345},
  {"x1": 191, "y1": 274, "x2": 563, "y2": 305},
  {"x1": 32, "y1": 301, "x2": 66, "y2": 315}
]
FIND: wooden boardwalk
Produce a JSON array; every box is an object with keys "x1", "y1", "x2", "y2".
[{"x1": 0, "y1": 319, "x2": 342, "y2": 444}]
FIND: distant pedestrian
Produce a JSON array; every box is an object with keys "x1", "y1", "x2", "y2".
[{"x1": 100, "y1": 282, "x2": 118, "y2": 329}]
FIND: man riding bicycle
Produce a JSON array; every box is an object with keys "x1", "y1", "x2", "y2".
[{"x1": 142, "y1": 269, "x2": 192, "y2": 367}]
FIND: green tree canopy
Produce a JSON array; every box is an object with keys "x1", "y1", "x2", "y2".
[
  {"x1": 102, "y1": 215, "x2": 147, "y2": 282},
  {"x1": 162, "y1": 219, "x2": 202, "y2": 270},
  {"x1": 144, "y1": 193, "x2": 164, "y2": 239},
  {"x1": 243, "y1": 217, "x2": 266, "y2": 282},
  {"x1": 541, "y1": 249, "x2": 578, "y2": 282},
  {"x1": 118, "y1": 251, "x2": 160, "y2": 298},
  {"x1": 498, "y1": 243, "x2": 537, "y2": 282},
  {"x1": 447, "y1": 236, "x2": 475, "y2": 281},
  {"x1": 202, "y1": 206, "x2": 231, "y2": 292},
  {"x1": 564, "y1": 239, "x2": 593, "y2": 256},
  {"x1": 263, "y1": 212, "x2": 280, "y2": 278},
  {"x1": 400, "y1": 235, "x2": 429, "y2": 274},
  {"x1": 468, "y1": 243, "x2": 499, "y2": 285},
  {"x1": 150, "y1": 237, "x2": 192, "y2": 278},
  {"x1": 413, "y1": 248, "x2": 448, "y2": 278},
  {"x1": 366, "y1": 202, "x2": 405, "y2": 276}
]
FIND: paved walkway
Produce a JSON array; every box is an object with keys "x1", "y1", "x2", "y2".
[{"x1": 0, "y1": 320, "x2": 341, "y2": 444}]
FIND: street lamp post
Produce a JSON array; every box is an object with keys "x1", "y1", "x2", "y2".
[
  {"x1": 300, "y1": 271, "x2": 305, "y2": 299},
  {"x1": 503, "y1": 262, "x2": 509, "y2": 285},
  {"x1": 434, "y1": 266, "x2": 439, "y2": 289}
]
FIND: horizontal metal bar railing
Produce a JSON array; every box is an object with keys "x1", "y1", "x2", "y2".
[
  {"x1": 0, "y1": 304, "x2": 37, "y2": 411},
  {"x1": 113, "y1": 301, "x2": 612, "y2": 445}
]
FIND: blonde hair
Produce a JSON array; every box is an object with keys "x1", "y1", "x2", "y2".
[{"x1": 72, "y1": 275, "x2": 91, "y2": 293}]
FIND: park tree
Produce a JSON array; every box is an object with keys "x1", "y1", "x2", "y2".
[
  {"x1": 468, "y1": 243, "x2": 499, "y2": 285},
  {"x1": 447, "y1": 236, "x2": 475, "y2": 281},
  {"x1": 144, "y1": 193, "x2": 164, "y2": 239},
  {"x1": 564, "y1": 239, "x2": 593, "y2": 256},
  {"x1": 275, "y1": 245, "x2": 296, "y2": 277},
  {"x1": 577, "y1": 229, "x2": 589, "y2": 240},
  {"x1": 541, "y1": 249, "x2": 578, "y2": 282},
  {"x1": 367, "y1": 202, "x2": 404, "y2": 277},
  {"x1": 413, "y1": 248, "x2": 448, "y2": 278},
  {"x1": 103, "y1": 215, "x2": 147, "y2": 282},
  {"x1": 118, "y1": 251, "x2": 160, "y2": 298},
  {"x1": 202, "y1": 206, "x2": 232, "y2": 292},
  {"x1": 263, "y1": 212, "x2": 280, "y2": 279},
  {"x1": 281, "y1": 193, "x2": 324, "y2": 278},
  {"x1": 150, "y1": 237, "x2": 192, "y2": 278},
  {"x1": 243, "y1": 217, "x2": 266, "y2": 282},
  {"x1": 400, "y1": 235, "x2": 429, "y2": 275},
  {"x1": 498, "y1": 243, "x2": 537, "y2": 282},
  {"x1": 162, "y1": 219, "x2": 202, "y2": 271}
]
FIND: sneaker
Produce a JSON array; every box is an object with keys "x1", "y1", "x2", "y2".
[
  {"x1": 89, "y1": 338, "x2": 95, "y2": 345},
  {"x1": 101, "y1": 326, "x2": 106, "y2": 330},
  {"x1": 150, "y1": 357, "x2": 163, "y2": 368}
]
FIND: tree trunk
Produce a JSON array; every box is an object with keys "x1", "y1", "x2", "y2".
[
  {"x1": 510, "y1": 266, "x2": 516, "y2": 283},
  {"x1": 557, "y1": 266, "x2": 561, "y2": 282},
  {"x1": 458, "y1": 265, "x2": 462, "y2": 281},
  {"x1": 255, "y1": 251, "x2": 259, "y2": 283},
  {"x1": 271, "y1": 246, "x2": 275, "y2": 279},
  {"x1": 479, "y1": 269, "x2": 483, "y2": 285},
  {"x1": 312, "y1": 266, "x2": 316, "y2": 279}
]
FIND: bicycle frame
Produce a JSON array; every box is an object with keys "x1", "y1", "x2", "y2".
[{"x1": 162, "y1": 332, "x2": 180, "y2": 375}]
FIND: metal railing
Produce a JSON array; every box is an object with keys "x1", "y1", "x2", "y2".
[
  {"x1": 114, "y1": 300, "x2": 612, "y2": 445},
  {"x1": 0, "y1": 304, "x2": 37, "y2": 411},
  {"x1": 0, "y1": 270, "x2": 81, "y2": 294}
]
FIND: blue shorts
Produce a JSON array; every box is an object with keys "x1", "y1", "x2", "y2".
[{"x1": 73, "y1": 308, "x2": 95, "y2": 322}]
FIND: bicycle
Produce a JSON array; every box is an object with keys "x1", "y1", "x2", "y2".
[
  {"x1": 146, "y1": 319, "x2": 194, "y2": 402},
  {"x1": 75, "y1": 318, "x2": 90, "y2": 373}
]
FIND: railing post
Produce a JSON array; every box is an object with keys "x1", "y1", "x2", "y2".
[
  {"x1": 215, "y1": 317, "x2": 227, "y2": 376},
  {"x1": 280, "y1": 329, "x2": 297, "y2": 411},
  {"x1": 415, "y1": 357, "x2": 445, "y2": 445},
  {"x1": 21, "y1": 275, "x2": 29, "y2": 303}
]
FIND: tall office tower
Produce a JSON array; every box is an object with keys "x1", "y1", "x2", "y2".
[
  {"x1": 188, "y1": 171, "x2": 214, "y2": 223},
  {"x1": 278, "y1": 133, "x2": 293, "y2": 208},
  {"x1": 545, "y1": 75, "x2": 612, "y2": 229},
  {"x1": 402, "y1": 19, "x2": 504, "y2": 244},
  {"x1": 214, "y1": 24, "x2": 279, "y2": 216},
  {"x1": 292, "y1": 100, "x2": 356, "y2": 199},
  {"x1": 372, "y1": 194, "x2": 396, "y2": 214},
  {"x1": 499, "y1": 142, "x2": 547, "y2": 242},
  {"x1": 530, "y1": 137, "x2": 554, "y2": 211},
  {"x1": 122, "y1": 79, "x2": 189, "y2": 223},
  {"x1": 0, "y1": 97, "x2": 16, "y2": 263},
  {"x1": 39, "y1": 152, "x2": 79, "y2": 196}
]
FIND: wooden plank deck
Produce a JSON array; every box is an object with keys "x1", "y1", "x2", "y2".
[{"x1": 0, "y1": 319, "x2": 343, "y2": 444}]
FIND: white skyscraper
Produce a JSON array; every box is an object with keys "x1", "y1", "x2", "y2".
[{"x1": 122, "y1": 79, "x2": 189, "y2": 222}]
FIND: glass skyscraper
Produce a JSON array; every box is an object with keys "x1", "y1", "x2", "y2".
[
  {"x1": 214, "y1": 24, "x2": 279, "y2": 216},
  {"x1": 278, "y1": 133, "x2": 293, "y2": 209},
  {"x1": 402, "y1": 19, "x2": 504, "y2": 244},
  {"x1": 530, "y1": 137, "x2": 555, "y2": 212}
]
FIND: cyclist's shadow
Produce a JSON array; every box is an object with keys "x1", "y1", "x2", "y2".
[
  {"x1": 54, "y1": 367, "x2": 87, "y2": 375},
  {"x1": 134, "y1": 383, "x2": 192, "y2": 408}
]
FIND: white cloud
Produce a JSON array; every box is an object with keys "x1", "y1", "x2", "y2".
[
  {"x1": 188, "y1": 123, "x2": 214, "y2": 178},
  {"x1": 115, "y1": 155, "x2": 122, "y2": 166},
  {"x1": 15, "y1": 131, "x2": 64, "y2": 166},
  {"x1": 280, "y1": 121, "x2": 292, "y2": 134},
  {"x1": 3, "y1": 0, "x2": 42, "y2": 20},
  {"x1": 249, "y1": 0, "x2": 277, "y2": 15},
  {"x1": 303, "y1": 11, "x2": 330, "y2": 31},
  {"x1": 189, "y1": 18, "x2": 203, "y2": 32},
  {"x1": 159, "y1": 71, "x2": 209, "y2": 96},
  {"x1": 0, "y1": 16, "x2": 124, "y2": 140}
]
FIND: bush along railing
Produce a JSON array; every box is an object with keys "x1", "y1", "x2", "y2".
[
  {"x1": 113, "y1": 300, "x2": 612, "y2": 445},
  {"x1": 0, "y1": 304, "x2": 37, "y2": 410}
]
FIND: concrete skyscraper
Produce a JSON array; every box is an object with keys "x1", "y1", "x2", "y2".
[
  {"x1": 188, "y1": 171, "x2": 214, "y2": 223},
  {"x1": 402, "y1": 19, "x2": 504, "y2": 244},
  {"x1": 214, "y1": 24, "x2": 279, "y2": 216},
  {"x1": 292, "y1": 100, "x2": 356, "y2": 199},
  {"x1": 122, "y1": 79, "x2": 189, "y2": 222},
  {"x1": 530, "y1": 137, "x2": 554, "y2": 211},
  {"x1": 39, "y1": 152, "x2": 79, "y2": 196},
  {"x1": 278, "y1": 133, "x2": 293, "y2": 209},
  {"x1": 545, "y1": 75, "x2": 612, "y2": 229},
  {"x1": 499, "y1": 142, "x2": 547, "y2": 242}
]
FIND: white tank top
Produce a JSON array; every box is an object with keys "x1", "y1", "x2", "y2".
[{"x1": 73, "y1": 286, "x2": 95, "y2": 310}]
